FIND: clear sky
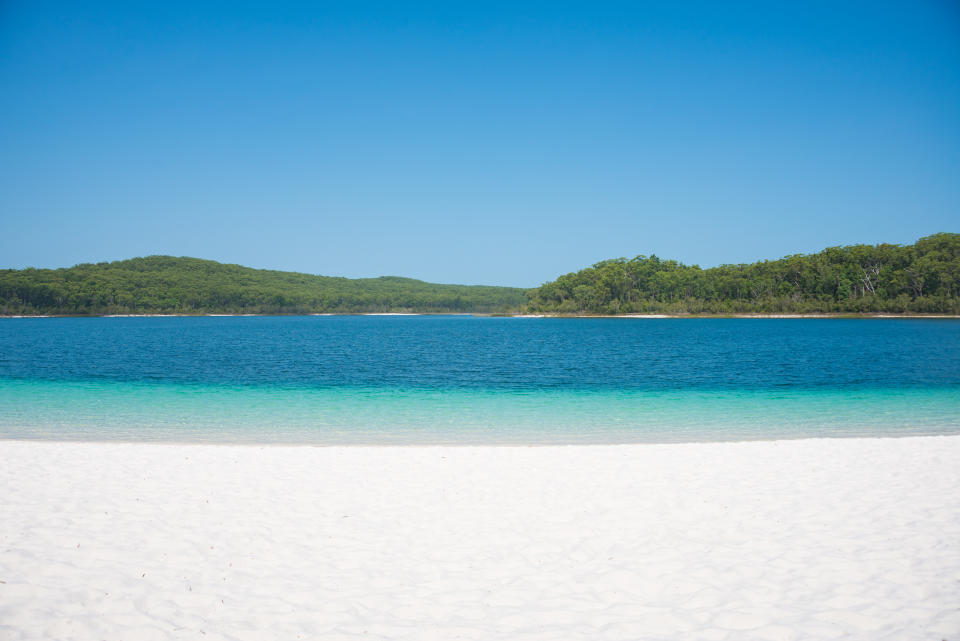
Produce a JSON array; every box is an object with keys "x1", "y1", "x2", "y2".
[{"x1": 1, "y1": 1, "x2": 958, "y2": 287}]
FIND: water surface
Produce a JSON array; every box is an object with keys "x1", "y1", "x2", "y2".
[{"x1": 1, "y1": 316, "x2": 957, "y2": 444}]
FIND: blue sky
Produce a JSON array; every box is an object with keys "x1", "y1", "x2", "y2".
[{"x1": 1, "y1": 1, "x2": 958, "y2": 286}]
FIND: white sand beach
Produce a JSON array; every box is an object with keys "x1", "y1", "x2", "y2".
[{"x1": 1, "y1": 436, "x2": 958, "y2": 641}]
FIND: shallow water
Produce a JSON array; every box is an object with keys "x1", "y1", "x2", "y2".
[{"x1": 1, "y1": 316, "x2": 958, "y2": 443}]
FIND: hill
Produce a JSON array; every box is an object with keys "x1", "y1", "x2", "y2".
[
  {"x1": 527, "y1": 233, "x2": 960, "y2": 315},
  {"x1": 0, "y1": 256, "x2": 528, "y2": 315},
  {"x1": 5, "y1": 235, "x2": 959, "y2": 316}
]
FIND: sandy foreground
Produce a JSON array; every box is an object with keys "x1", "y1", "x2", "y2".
[{"x1": 1, "y1": 437, "x2": 958, "y2": 641}]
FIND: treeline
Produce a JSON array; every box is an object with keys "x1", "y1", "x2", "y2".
[
  {"x1": 527, "y1": 233, "x2": 960, "y2": 315},
  {"x1": 4, "y1": 235, "x2": 959, "y2": 317},
  {"x1": 0, "y1": 256, "x2": 528, "y2": 315}
]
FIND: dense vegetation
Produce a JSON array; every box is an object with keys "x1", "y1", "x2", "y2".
[
  {"x1": 3, "y1": 234, "x2": 958, "y2": 316},
  {"x1": 0, "y1": 256, "x2": 527, "y2": 315},
  {"x1": 528, "y1": 233, "x2": 960, "y2": 315}
]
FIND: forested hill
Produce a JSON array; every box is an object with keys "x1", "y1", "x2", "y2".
[
  {"x1": 528, "y1": 233, "x2": 960, "y2": 315},
  {"x1": 0, "y1": 256, "x2": 528, "y2": 315},
  {"x1": 5, "y1": 234, "x2": 960, "y2": 316}
]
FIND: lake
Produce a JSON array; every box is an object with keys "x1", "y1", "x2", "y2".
[{"x1": 1, "y1": 316, "x2": 958, "y2": 444}]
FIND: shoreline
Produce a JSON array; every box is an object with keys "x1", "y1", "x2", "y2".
[
  {"x1": 3, "y1": 312, "x2": 960, "y2": 319},
  {"x1": 3, "y1": 429, "x2": 958, "y2": 448},
  {"x1": 2, "y1": 435, "x2": 957, "y2": 640}
]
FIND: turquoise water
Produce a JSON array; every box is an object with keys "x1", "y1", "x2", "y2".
[
  {"x1": 1, "y1": 379, "x2": 958, "y2": 444},
  {"x1": 1, "y1": 316, "x2": 958, "y2": 444}
]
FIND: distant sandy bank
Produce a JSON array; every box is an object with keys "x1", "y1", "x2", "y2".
[
  {"x1": 512, "y1": 313, "x2": 960, "y2": 319},
  {"x1": 3, "y1": 312, "x2": 959, "y2": 319}
]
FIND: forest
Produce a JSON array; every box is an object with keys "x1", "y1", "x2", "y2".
[
  {"x1": 0, "y1": 256, "x2": 528, "y2": 315},
  {"x1": 527, "y1": 233, "x2": 960, "y2": 314},
  {"x1": 2, "y1": 234, "x2": 958, "y2": 316}
]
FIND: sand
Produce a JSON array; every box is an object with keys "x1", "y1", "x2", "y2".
[{"x1": 1, "y1": 436, "x2": 958, "y2": 640}]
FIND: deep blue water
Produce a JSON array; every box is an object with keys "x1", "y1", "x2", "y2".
[{"x1": 1, "y1": 316, "x2": 958, "y2": 444}]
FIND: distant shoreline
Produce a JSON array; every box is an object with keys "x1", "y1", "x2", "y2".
[
  {"x1": 3, "y1": 312, "x2": 960, "y2": 319},
  {"x1": 513, "y1": 313, "x2": 960, "y2": 319}
]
